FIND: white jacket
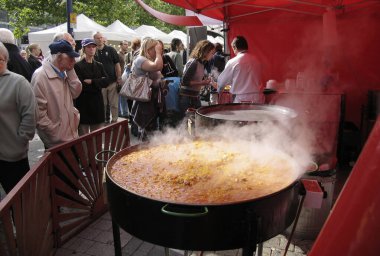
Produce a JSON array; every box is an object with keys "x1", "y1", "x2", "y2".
[{"x1": 217, "y1": 51, "x2": 262, "y2": 95}]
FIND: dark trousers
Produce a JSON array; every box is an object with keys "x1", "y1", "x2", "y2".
[
  {"x1": 105, "y1": 103, "x2": 110, "y2": 122},
  {"x1": 0, "y1": 158, "x2": 30, "y2": 194},
  {"x1": 178, "y1": 95, "x2": 201, "y2": 118}
]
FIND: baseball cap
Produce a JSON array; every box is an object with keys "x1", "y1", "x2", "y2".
[
  {"x1": 81, "y1": 38, "x2": 97, "y2": 47},
  {"x1": 49, "y1": 39, "x2": 80, "y2": 58}
]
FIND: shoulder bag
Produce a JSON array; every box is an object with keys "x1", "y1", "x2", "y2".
[{"x1": 120, "y1": 71, "x2": 152, "y2": 102}]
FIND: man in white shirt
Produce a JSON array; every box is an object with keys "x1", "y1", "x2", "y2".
[{"x1": 217, "y1": 36, "x2": 264, "y2": 103}]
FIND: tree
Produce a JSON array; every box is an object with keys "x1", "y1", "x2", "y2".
[{"x1": 0, "y1": 0, "x2": 185, "y2": 38}]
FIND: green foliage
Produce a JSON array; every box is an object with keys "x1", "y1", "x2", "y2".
[{"x1": 0, "y1": 0, "x2": 185, "y2": 38}]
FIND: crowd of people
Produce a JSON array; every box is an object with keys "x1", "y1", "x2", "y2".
[{"x1": 0, "y1": 25, "x2": 264, "y2": 194}]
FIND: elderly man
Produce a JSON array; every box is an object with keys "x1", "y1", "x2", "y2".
[
  {"x1": 32, "y1": 40, "x2": 82, "y2": 149},
  {"x1": 93, "y1": 32, "x2": 121, "y2": 123},
  {"x1": 217, "y1": 36, "x2": 263, "y2": 103},
  {"x1": 43, "y1": 32, "x2": 76, "y2": 63},
  {"x1": 0, "y1": 28, "x2": 33, "y2": 81},
  {"x1": 53, "y1": 32, "x2": 76, "y2": 49}
]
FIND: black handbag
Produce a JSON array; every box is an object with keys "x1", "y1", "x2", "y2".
[{"x1": 162, "y1": 55, "x2": 179, "y2": 77}]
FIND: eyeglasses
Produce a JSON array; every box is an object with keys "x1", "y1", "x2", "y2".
[{"x1": 0, "y1": 59, "x2": 7, "y2": 64}]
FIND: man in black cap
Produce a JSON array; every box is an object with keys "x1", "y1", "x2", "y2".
[{"x1": 31, "y1": 39, "x2": 82, "y2": 149}]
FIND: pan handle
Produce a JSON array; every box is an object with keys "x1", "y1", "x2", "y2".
[
  {"x1": 95, "y1": 150, "x2": 116, "y2": 164},
  {"x1": 161, "y1": 204, "x2": 208, "y2": 218}
]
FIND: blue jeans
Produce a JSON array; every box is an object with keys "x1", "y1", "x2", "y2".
[
  {"x1": 118, "y1": 95, "x2": 129, "y2": 117},
  {"x1": 119, "y1": 67, "x2": 131, "y2": 117}
]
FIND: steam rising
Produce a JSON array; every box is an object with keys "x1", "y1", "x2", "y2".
[{"x1": 148, "y1": 116, "x2": 314, "y2": 178}]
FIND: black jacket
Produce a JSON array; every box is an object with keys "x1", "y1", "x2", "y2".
[
  {"x1": 74, "y1": 59, "x2": 110, "y2": 124},
  {"x1": 28, "y1": 55, "x2": 42, "y2": 73},
  {"x1": 4, "y1": 43, "x2": 33, "y2": 82}
]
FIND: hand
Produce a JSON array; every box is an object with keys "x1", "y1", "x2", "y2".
[
  {"x1": 202, "y1": 78, "x2": 211, "y2": 85},
  {"x1": 84, "y1": 79, "x2": 91, "y2": 84},
  {"x1": 117, "y1": 77, "x2": 122, "y2": 85},
  {"x1": 155, "y1": 43, "x2": 163, "y2": 55},
  {"x1": 210, "y1": 81, "x2": 218, "y2": 89}
]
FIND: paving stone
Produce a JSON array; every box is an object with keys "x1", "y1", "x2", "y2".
[
  {"x1": 263, "y1": 236, "x2": 280, "y2": 248},
  {"x1": 62, "y1": 236, "x2": 96, "y2": 253},
  {"x1": 77, "y1": 227, "x2": 102, "y2": 240},
  {"x1": 120, "y1": 229, "x2": 133, "y2": 247},
  {"x1": 282, "y1": 251, "x2": 296, "y2": 256},
  {"x1": 293, "y1": 239, "x2": 313, "y2": 253},
  {"x1": 55, "y1": 247, "x2": 90, "y2": 256},
  {"x1": 270, "y1": 249, "x2": 283, "y2": 256},
  {"x1": 122, "y1": 236, "x2": 144, "y2": 255},
  {"x1": 137, "y1": 241, "x2": 155, "y2": 254},
  {"x1": 146, "y1": 245, "x2": 166, "y2": 256},
  {"x1": 91, "y1": 218, "x2": 112, "y2": 231},
  {"x1": 101, "y1": 212, "x2": 112, "y2": 220},
  {"x1": 93, "y1": 230, "x2": 114, "y2": 244},
  {"x1": 55, "y1": 247, "x2": 75, "y2": 255},
  {"x1": 170, "y1": 249, "x2": 190, "y2": 256},
  {"x1": 85, "y1": 242, "x2": 115, "y2": 256},
  {"x1": 261, "y1": 247, "x2": 271, "y2": 256},
  {"x1": 279, "y1": 237, "x2": 295, "y2": 251}
]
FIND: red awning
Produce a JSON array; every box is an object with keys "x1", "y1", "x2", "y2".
[
  {"x1": 162, "y1": 0, "x2": 379, "y2": 21},
  {"x1": 134, "y1": 0, "x2": 203, "y2": 26}
]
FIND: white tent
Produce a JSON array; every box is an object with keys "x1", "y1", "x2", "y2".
[
  {"x1": 107, "y1": 20, "x2": 138, "y2": 38},
  {"x1": 207, "y1": 35, "x2": 224, "y2": 45},
  {"x1": 104, "y1": 20, "x2": 139, "y2": 45},
  {"x1": 168, "y1": 30, "x2": 188, "y2": 45},
  {"x1": 28, "y1": 14, "x2": 107, "y2": 54},
  {"x1": 28, "y1": 14, "x2": 136, "y2": 55},
  {"x1": 134, "y1": 25, "x2": 173, "y2": 44}
]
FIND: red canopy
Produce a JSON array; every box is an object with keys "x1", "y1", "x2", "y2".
[
  {"x1": 163, "y1": 0, "x2": 377, "y2": 21},
  {"x1": 161, "y1": 0, "x2": 380, "y2": 126}
]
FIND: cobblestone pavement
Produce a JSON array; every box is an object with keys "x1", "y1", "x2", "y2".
[{"x1": 25, "y1": 119, "x2": 354, "y2": 256}]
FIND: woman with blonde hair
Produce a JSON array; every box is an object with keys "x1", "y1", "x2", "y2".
[
  {"x1": 74, "y1": 38, "x2": 110, "y2": 135},
  {"x1": 179, "y1": 40, "x2": 216, "y2": 116},
  {"x1": 129, "y1": 37, "x2": 163, "y2": 141},
  {"x1": 27, "y1": 43, "x2": 42, "y2": 72}
]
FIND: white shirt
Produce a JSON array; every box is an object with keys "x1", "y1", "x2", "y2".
[{"x1": 217, "y1": 51, "x2": 262, "y2": 95}]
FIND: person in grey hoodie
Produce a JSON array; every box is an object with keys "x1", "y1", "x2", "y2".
[{"x1": 0, "y1": 42, "x2": 36, "y2": 194}]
